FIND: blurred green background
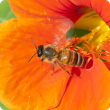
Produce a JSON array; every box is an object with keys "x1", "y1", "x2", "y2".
[
  {"x1": 0, "y1": 0, "x2": 16, "y2": 23},
  {"x1": 0, "y1": 0, "x2": 16, "y2": 109}
]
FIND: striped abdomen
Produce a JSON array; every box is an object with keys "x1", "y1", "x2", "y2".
[{"x1": 58, "y1": 49, "x2": 86, "y2": 67}]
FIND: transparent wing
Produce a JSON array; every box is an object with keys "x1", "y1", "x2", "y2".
[{"x1": 51, "y1": 18, "x2": 73, "y2": 48}]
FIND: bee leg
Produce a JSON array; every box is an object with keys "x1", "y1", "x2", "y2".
[
  {"x1": 52, "y1": 61, "x2": 56, "y2": 73},
  {"x1": 58, "y1": 62, "x2": 75, "y2": 77},
  {"x1": 51, "y1": 61, "x2": 56, "y2": 75},
  {"x1": 41, "y1": 58, "x2": 44, "y2": 65}
]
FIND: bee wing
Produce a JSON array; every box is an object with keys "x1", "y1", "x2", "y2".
[
  {"x1": 52, "y1": 31, "x2": 61, "y2": 47},
  {"x1": 52, "y1": 18, "x2": 73, "y2": 47}
]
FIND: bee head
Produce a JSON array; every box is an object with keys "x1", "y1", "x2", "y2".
[
  {"x1": 28, "y1": 39, "x2": 44, "y2": 63},
  {"x1": 37, "y1": 45, "x2": 44, "y2": 57}
]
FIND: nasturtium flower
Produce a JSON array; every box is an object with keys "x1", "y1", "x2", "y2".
[
  {"x1": 8, "y1": 0, "x2": 110, "y2": 62},
  {"x1": 0, "y1": 0, "x2": 110, "y2": 110}
]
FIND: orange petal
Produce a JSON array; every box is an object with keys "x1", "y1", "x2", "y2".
[
  {"x1": 8, "y1": 0, "x2": 110, "y2": 26},
  {"x1": 8, "y1": 0, "x2": 88, "y2": 22},
  {"x1": 52, "y1": 58, "x2": 110, "y2": 110},
  {"x1": 0, "y1": 19, "x2": 72, "y2": 109},
  {"x1": 70, "y1": 0, "x2": 110, "y2": 27}
]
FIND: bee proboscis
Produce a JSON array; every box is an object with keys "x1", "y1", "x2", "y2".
[{"x1": 28, "y1": 38, "x2": 86, "y2": 77}]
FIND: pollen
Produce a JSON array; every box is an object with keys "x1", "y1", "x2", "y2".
[
  {"x1": 96, "y1": 26, "x2": 100, "y2": 29},
  {"x1": 47, "y1": 17, "x2": 50, "y2": 21},
  {"x1": 44, "y1": 11, "x2": 47, "y2": 15}
]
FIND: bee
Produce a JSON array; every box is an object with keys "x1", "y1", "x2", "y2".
[{"x1": 28, "y1": 38, "x2": 86, "y2": 77}]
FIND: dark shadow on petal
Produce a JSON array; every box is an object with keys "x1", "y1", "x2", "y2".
[
  {"x1": 64, "y1": 67, "x2": 81, "y2": 92},
  {"x1": 71, "y1": 67, "x2": 81, "y2": 77},
  {"x1": 84, "y1": 57, "x2": 93, "y2": 69},
  {"x1": 54, "y1": 69, "x2": 62, "y2": 74}
]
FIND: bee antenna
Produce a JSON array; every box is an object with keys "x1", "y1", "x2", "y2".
[
  {"x1": 31, "y1": 38, "x2": 37, "y2": 50},
  {"x1": 27, "y1": 53, "x2": 37, "y2": 63}
]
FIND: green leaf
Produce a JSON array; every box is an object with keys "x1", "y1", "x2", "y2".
[
  {"x1": 66, "y1": 28, "x2": 91, "y2": 39},
  {"x1": 0, "y1": 102, "x2": 10, "y2": 110},
  {"x1": 0, "y1": 0, "x2": 16, "y2": 23}
]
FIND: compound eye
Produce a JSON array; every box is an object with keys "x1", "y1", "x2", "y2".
[
  {"x1": 37, "y1": 50, "x2": 42, "y2": 57},
  {"x1": 37, "y1": 45, "x2": 44, "y2": 57}
]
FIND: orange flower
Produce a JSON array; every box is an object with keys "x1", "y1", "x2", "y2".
[
  {"x1": 8, "y1": 0, "x2": 110, "y2": 63},
  {"x1": 0, "y1": 0, "x2": 110, "y2": 110},
  {"x1": 0, "y1": 18, "x2": 110, "y2": 110}
]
